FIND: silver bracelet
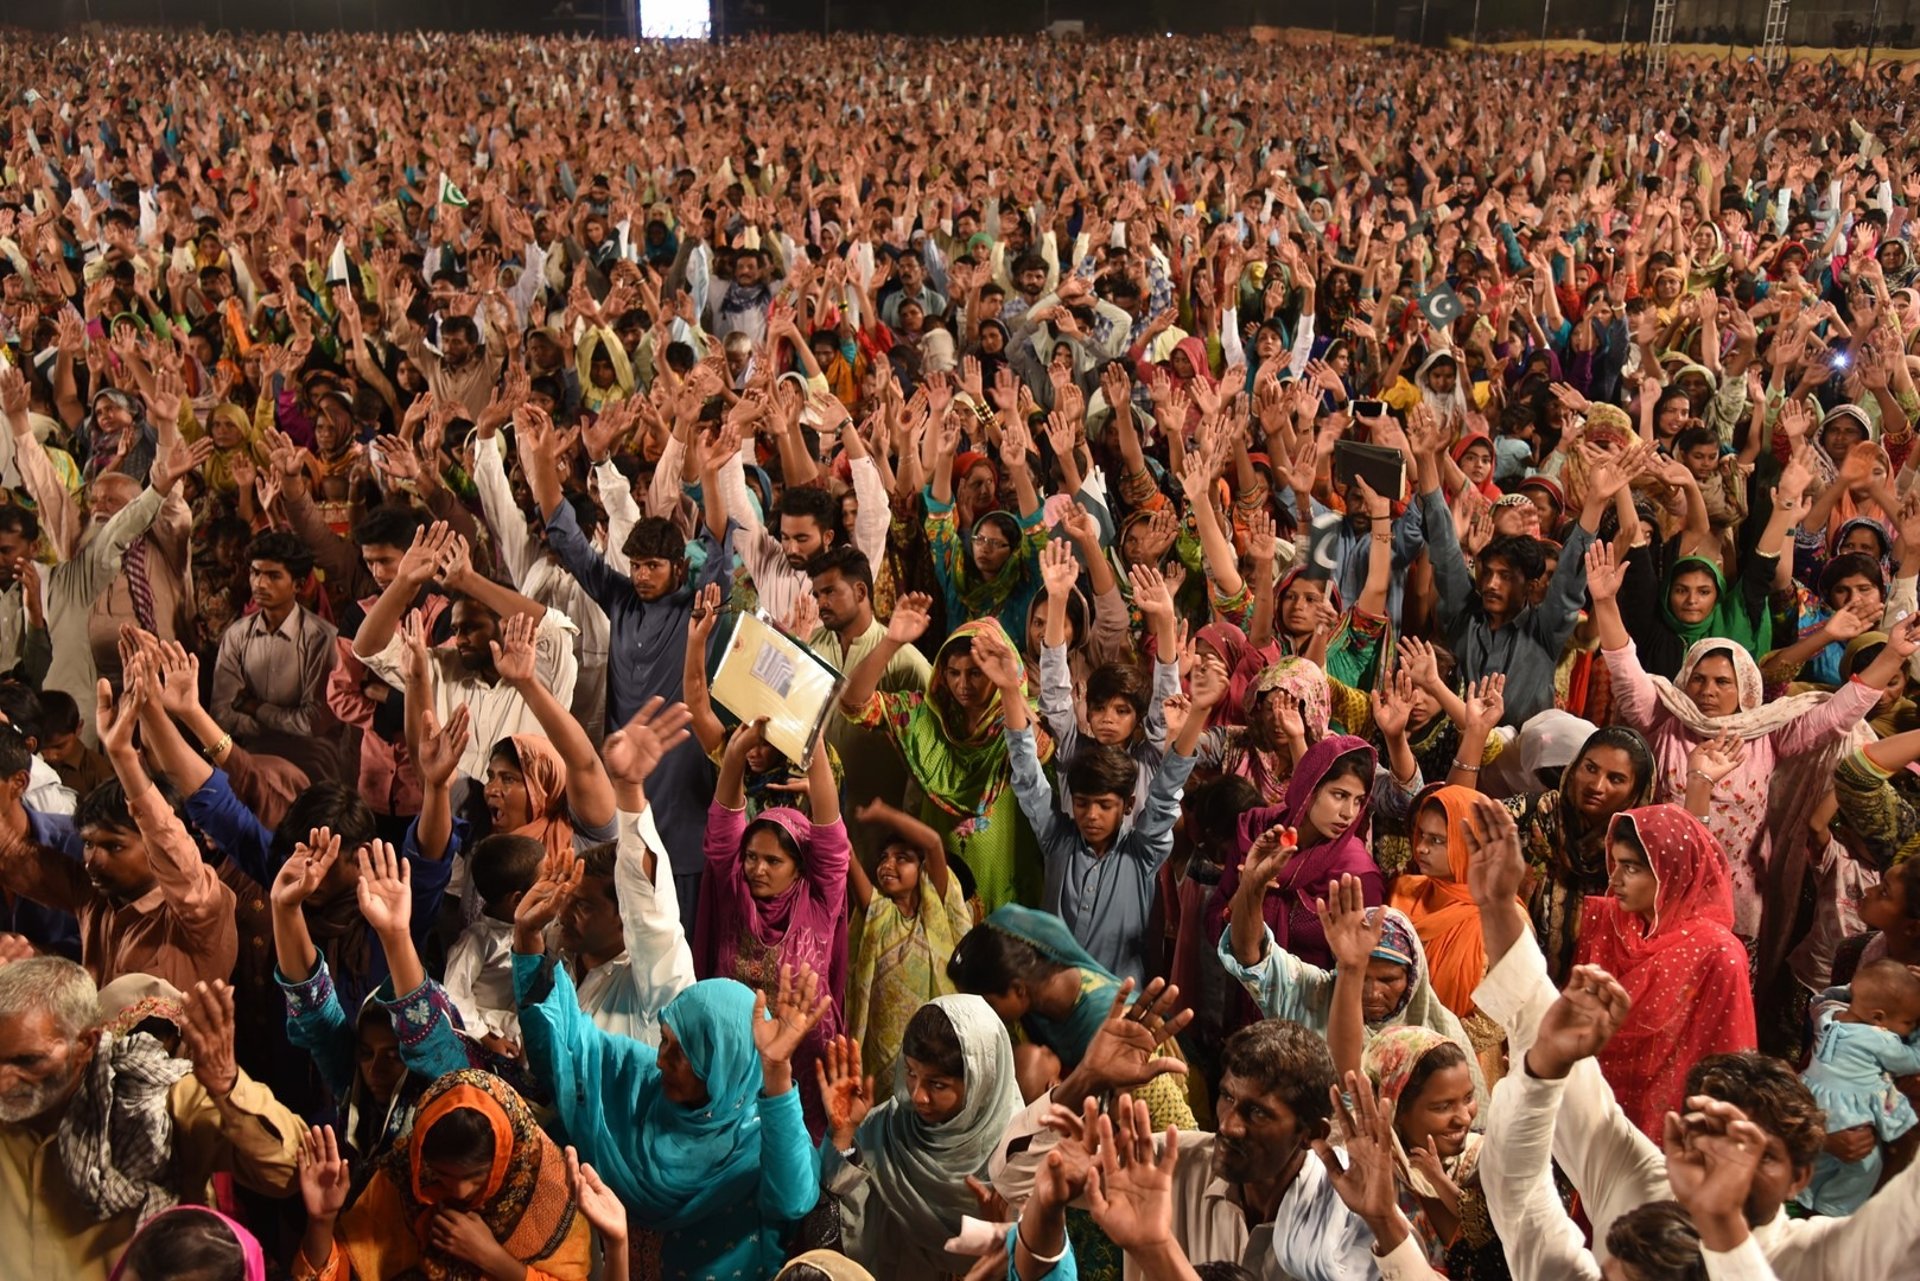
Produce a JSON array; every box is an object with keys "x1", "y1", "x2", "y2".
[{"x1": 1018, "y1": 1224, "x2": 1070, "y2": 1265}]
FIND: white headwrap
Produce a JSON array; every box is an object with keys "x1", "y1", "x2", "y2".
[{"x1": 842, "y1": 995, "x2": 1020, "y2": 1272}]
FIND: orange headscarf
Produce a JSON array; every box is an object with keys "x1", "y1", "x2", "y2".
[
  {"x1": 1388, "y1": 785, "x2": 1517, "y2": 1018},
  {"x1": 337, "y1": 1070, "x2": 590, "y2": 1281},
  {"x1": 504, "y1": 734, "x2": 574, "y2": 860}
]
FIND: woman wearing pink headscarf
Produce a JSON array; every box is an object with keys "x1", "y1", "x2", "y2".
[
  {"x1": 1139, "y1": 334, "x2": 1217, "y2": 440},
  {"x1": 112, "y1": 1207, "x2": 267, "y2": 1281},
  {"x1": 697, "y1": 716, "x2": 849, "y2": 1140},
  {"x1": 1588, "y1": 542, "x2": 1909, "y2": 988}
]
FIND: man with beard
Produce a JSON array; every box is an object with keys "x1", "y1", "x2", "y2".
[
  {"x1": 806, "y1": 546, "x2": 929, "y2": 861},
  {"x1": 715, "y1": 469, "x2": 839, "y2": 621},
  {"x1": 1418, "y1": 409, "x2": 1642, "y2": 728},
  {"x1": 991, "y1": 985, "x2": 1427, "y2": 1278},
  {"x1": 351, "y1": 520, "x2": 577, "y2": 785},
  {"x1": 386, "y1": 279, "x2": 504, "y2": 420},
  {"x1": 3, "y1": 383, "x2": 208, "y2": 737},
  {"x1": 525, "y1": 404, "x2": 727, "y2": 925},
  {"x1": 0, "y1": 961, "x2": 301, "y2": 1281},
  {"x1": 703, "y1": 245, "x2": 776, "y2": 345},
  {"x1": 714, "y1": 393, "x2": 888, "y2": 621}
]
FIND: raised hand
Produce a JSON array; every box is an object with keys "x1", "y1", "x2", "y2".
[
  {"x1": 1239, "y1": 822, "x2": 1299, "y2": 903},
  {"x1": 602, "y1": 697, "x2": 695, "y2": 788},
  {"x1": 1084, "y1": 1093, "x2": 1181, "y2": 1254},
  {"x1": 1187, "y1": 652, "x2": 1228, "y2": 712},
  {"x1": 352, "y1": 840, "x2": 412, "y2": 940},
  {"x1": 1188, "y1": 653, "x2": 1228, "y2": 712},
  {"x1": 154, "y1": 437, "x2": 219, "y2": 499},
  {"x1": 1069, "y1": 976, "x2": 1193, "y2": 1100},
  {"x1": 885, "y1": 592, "x2": 933, "y2": 645},
  {"x1": 1273, "y1": 688, "x2": 1307, "y2": 743},
  {"x1": 1313, "y1": 1071, "x2": 1401, "y2": 1225},
  {"x1": 96, "y1": 665, "x2": 148, "y2": 758},
  {"x1": 1525, "y1": 963, "x2": 1632, "y2": 1080},
  {"x1": 488, "y1": 610, "x2": 540, "y2": 685},
  {"x1": 416, "y1": 704, "x2": 472, "y2": 788},
  {"x1": 1584, "y1": 539, "x2": 1626, "y2": 603},
  {"x1": 433, "y1": 532, "x2": 475, "y2": 589},
  {"x1": 512, "y1": 846, "x2": 584, "y2": 954},
  {"x1": 298, "y1": 1125, "x2": 351, "y2": 1221},
  {"x1": 1039, "y1": 537, "x2": 1079, "y2": 599},
  {"x1": 566, "y1": 1147, "x2": 628, "y2": 1246},
  {"x1": 149, "y1": 640, "x2": 203, "y2": 717},
  {"x1": 271, "y1": 827, "x2": 341, "y2": 912},
  {"x1": 813, "y1": 1034, "x2": 875, "y2": 1149},
  {"x1": 753, "y1": 962, "x2": 833, "y2": 1072},
  {"x1": 969, "y1": 624, "x2": 1025, "y2": 690},
  {"x1": 396, "y1": 521, "x2": 456, "y2": 589},
  {"x1": 1461, "y1": 674, "x2": 1506, "y2": 734},
  {"x1": 1316, "y1": 873, "x2": 1384, "y2": 971},
  {"x1": 179, "y1": 979, "x2": 240, "y2": 1099},
  {"x1": 1663, "y1": 1096, "x2": 1772, "y2": 1232},
  {"x1": 1397, "y1": 636, "x2": 1444, "y2": 692},
  {"x1": 1584, "y1": 441, "x2": 1653, "y2": 503},
  {"x1": 1369, "y1": 664, "x2": 1417, "y2": 739},
  {"x1": 1688, "y1": 732, "x2": 1745, "y2": 786},
  {"x1": 1887, "y1": 610, "x2": 1920, "y2": 661},
  {"x1": 1354, "y1": 473, "x2": 1391, "y2": 520},
  {"x1": 1462, "y1": 792, "x2": 1525, "y2": 907},
  {"x1": 687, "y1": 581, "x2": 724, "y2": 651}
]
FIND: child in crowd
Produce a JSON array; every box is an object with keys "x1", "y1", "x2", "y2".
[
  {"x1": 1798, "y1": 959, "x2": 1920, "y2": 1215},
  {"x1": 36, "y1": 688, "x2": 113, "y2": 800},
  {"x1": 1035, "y1": 546, "x2": 1183, "y2": 820},
  {"x1": 442, "y1": 832, "x2": 545, "y2": 1049},
  {"x1": 985, "y1": 623, "x2": 1216, "y2": 985},
  {"x1": 842, "y1": 796, "x2": 972, "y2": 1088}
]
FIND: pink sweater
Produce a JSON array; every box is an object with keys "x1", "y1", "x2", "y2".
[{"x1": 1602, "y1": 641, "x2": 1876, "y2": 937}]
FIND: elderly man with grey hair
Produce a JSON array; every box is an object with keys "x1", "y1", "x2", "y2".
[{"x1": 0, "y1": 959, "x2": 303, "y2": 1281}]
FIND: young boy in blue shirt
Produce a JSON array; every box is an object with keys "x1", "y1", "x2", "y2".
[{"x1": 971, "y1": 624, "x2": 1220, "y2": 985}]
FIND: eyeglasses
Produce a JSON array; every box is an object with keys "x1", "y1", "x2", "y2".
[{"x1": 971, "y1": 534, "x2": 1012, "y2": 553}]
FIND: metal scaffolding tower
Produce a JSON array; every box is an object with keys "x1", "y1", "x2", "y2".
[
  {"x1": 1762, "y1": 0, "x2": 1791, "y2": 72},
  {"x1": 1647, "y1": 0, "x2": 1676, "y2": 76}
]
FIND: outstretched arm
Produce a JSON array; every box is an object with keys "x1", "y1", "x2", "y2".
[
  {"x1": 352, "y1": 522, "x2": 451, "y2": 660},
  {"x1": 681, "y1": 584, "x2": 728, "y2": 756},
  {"x1": 840, "y1": 592, "x2": 931, "y2": 714},
  {"x1": 493, "y1": 612, "x2": 616, "y2": 831}
]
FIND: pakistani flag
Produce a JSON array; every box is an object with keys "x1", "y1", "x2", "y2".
[
  {"x1": 326, "y1": 236, "x2": 351, "y2": 285},
  {"x1": 1417, "y1": 284, "x2": 1464, "y2": 331},
  {"x1": 437, "y1": 172, "x2": 469, "y2": 209}
]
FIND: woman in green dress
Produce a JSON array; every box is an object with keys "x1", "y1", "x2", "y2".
[{"x1": 840, "y1": 593, "x2": 1052, "y2": 913}]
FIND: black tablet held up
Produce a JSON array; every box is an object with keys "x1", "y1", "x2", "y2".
[{"x1": 1332, "y1": 439, "x2": 1408, "y2": 503}]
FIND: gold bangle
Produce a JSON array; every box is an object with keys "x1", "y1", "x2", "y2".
[{"x1": 202, "y1": 733, "x2": 233, "y2": 763}]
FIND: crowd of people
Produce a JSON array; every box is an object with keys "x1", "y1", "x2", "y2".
[{"x1": 4, "y1": 22, "x2": 1920, "y2": 1281}]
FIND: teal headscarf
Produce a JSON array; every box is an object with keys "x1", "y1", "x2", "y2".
[
  {"x1": 1660, "y1": 555, "x2": 1771, "y2": 656},
  {"x1": 983, "y1": 905, "x2": 1115, "y2": 981},
  {"x1": 981, "y1": 905, "x2": 1120, "y2": 1064},
  {"x1": 633, "y1": 978, "x2": 765, "y2": 1227}
]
